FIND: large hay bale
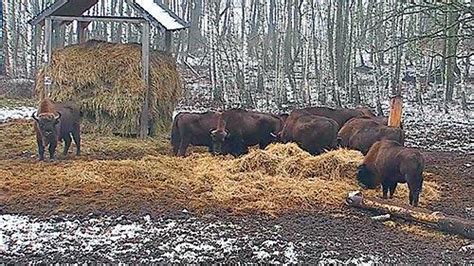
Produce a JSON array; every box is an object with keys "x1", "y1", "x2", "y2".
[{"x1": 35, "y1": 40, "x2": 182, "y2": 135}]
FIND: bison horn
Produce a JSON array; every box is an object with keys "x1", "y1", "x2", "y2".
[
  {"x1": 54, "y1": 112, "x2": 62, "y2": 121},
  {"x1": 270, "y1": 132, "x2": 277, "y2": 138},
  {"x1": 31, "y1": 112, "x2": 39, "y2": 122}
]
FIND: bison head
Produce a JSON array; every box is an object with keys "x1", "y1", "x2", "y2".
[
  {"x1": 32, "y1": 111, "x2": 61, "y2": 139},
  {"x1": 356, "y1": 164, "x2": 377, "y2": 189},
  {"x1": 210, "y1": 128, "x2": 230, "y2": 154}
]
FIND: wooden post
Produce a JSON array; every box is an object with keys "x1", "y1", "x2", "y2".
[
  {"x1": 139, "y1": 21, "x2": 150, "y2": 139},
  {"x1": 346, "y1": 191, "x2": 474, "y2": 239},
  {"x1": 77, "y1": 21, "x2": 90, "y2": 44},
  {"x1": 44, "y1": 17, "x2": 53, "y2": 98},
  {"x1": 165, "y1": 30, "x2": 172, "y2": 53},
  {"x1": 388, "y1": 95, "x2": 403, "y2": 128}
]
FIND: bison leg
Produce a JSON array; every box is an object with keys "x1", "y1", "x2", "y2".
[
  {"x1": 207, "y1": 145, "x2": 214, "y2": 154},
  {"x1": 409, "y1": 191, "x2": 414, "y2": 206},
  {"x1": 389, "y1": 183, "x2": 398, "y2": 198},
  {"x1": 36, "y1": 137, "x2": 45, "y2": 161},
  {"x1": 48, "y1": 141, "x2": 57, "y2": 161},
  {"x1": 172, "y1": 144, "x2": 179, "y2": 156},
  {"x1": 63, "y1": 134, "x2": 72, "y2": 157},
  {"x1": 382, "y1": 182, "x2": 390, "y2": 199},
  {"x1": 72, "y1": 124, "x2": 81, "y2": 156},
  {"x1": 177, "y1": 137, "x2": 190, "y2": 157}
]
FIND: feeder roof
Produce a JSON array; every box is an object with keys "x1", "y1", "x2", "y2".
[{"x1": 28, "y1": 0, "x2": 189, "y2": 31}]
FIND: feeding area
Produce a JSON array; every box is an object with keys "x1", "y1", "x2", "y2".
[{"x1": 0, "y1": 119, "x2": 441, "y2": 217}]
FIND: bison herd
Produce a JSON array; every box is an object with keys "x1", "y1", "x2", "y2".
[
  {"x1": 171, "y1": 106, "x2": 424, "y2": 206},
  {"x1": 31, "y1": 98, "x2": 424, "y2": 207}
]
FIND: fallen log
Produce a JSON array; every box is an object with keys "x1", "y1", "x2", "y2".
[{"x1": 346, "y1": 191, "x2": 474, "y2": 239}]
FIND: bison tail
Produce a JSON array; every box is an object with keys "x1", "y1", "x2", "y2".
[{"x1": 170, "y1": 114, "x2": 181, "y2": 148}]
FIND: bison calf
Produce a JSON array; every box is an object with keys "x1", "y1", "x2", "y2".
[
  {"x1": 357, "y1": 140, "x2": 424, "y2": 207},
  {"x1": 281, "y1": 115, "x2": 339, "y2": 155},
  {"x1": 32, "y1": 99, "x2": 81, "y2": 161}
]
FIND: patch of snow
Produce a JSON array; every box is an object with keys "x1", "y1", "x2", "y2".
[
  {"x1": 135, "y1": 0, "x2": 187, "y2": 30},
  {"x1": 0, "y1": 214, "x2": 302, "y2": 263},
  {"x1": 0, "y1": 106, "x2": 36, "y2": 123}
]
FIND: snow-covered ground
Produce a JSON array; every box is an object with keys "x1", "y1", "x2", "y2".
[
  {"x1": 0, "y1": 213, "x2": 381, "y2": 264},
  {"x1": 0, "y1": 107, "x2": 36, "y2": 123}
]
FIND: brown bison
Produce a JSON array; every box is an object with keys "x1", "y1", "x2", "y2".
[
  {"x1": 171, "y1": 111, "x2": 221, "y2": 156},
  {"x1": 281, "y1": 107, "x2": 375, "y2": 141},
  {"x1": 32, "y1": 99, "x2": 81, "y2": 161},
  {"x1": 280, "y1": 115, "x2": 339, "y2": 155},
  {"x1": 210, "y1": 109, "x2": 285, "y2": 156},
  {"x1": 337, "y1": 117, "x2": 404, "y2": 155},
  {"x1": 357, "y1": 140, "x2": 424, "y2": 207}
]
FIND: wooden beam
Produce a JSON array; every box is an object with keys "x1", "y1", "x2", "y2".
[
  {"x1": 43, "y1": 17, "x2": 53, "y2": 98},
  {"x1": 76, "y1": 21, "x2": 91, "y2": 44},
  {"x1": 50, "y1": 15, "x2": 146, "y2": 24},
  {"x1": 139, "y1": 22, "x2": 151, "y2": 139},
  {"x1": 165, "y1": 31, "x2": 172, "y2": 52}
]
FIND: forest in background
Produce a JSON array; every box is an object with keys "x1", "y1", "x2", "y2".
[{"x1": 1, "y1": 0, "x2": 473, "y2": 112}]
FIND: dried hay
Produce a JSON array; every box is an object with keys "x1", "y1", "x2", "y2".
[
  {"x1": 0, "y1": 120, "x2": 176, "y2": 161},
  {"x1": 35, "y1": 40, "x2": 182, "y2": 135},
  {"x1": 0, "y1": 121, "x2": 441, "y2": 216}
]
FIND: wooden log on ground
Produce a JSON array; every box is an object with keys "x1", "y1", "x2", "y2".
[
  {"x1": 388, "y1": 95, "x2": 403, "y2": 128},
  {"x1": 346, "y1": 191, "x2": 474, "y2": 239}
]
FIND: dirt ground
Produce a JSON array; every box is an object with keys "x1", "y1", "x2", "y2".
[
  {"x1": 423, "y1": 151, "x2": 473, "y2": 220},
  {"x1": 1, "y1": 147, "x2": 473, "y2": 263}
]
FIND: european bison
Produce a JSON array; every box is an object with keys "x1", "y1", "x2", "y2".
[
  {"x1": 337, "y1": 117, "x2": 404, "y2": 155},
  {"x1": 210, "y1": 109, "x2": 285, "y2": 156},
  {"x1": 281, "y1": 107, "x2": 375, "y2": 141},
  {"x1": 32, "y1": 98, "x2": 81, "y2": 161},
  {"x1": 280, "y1": 115, "x2": 339, "y2": 155},
  {"x1": 357, "y1": 140, "x2": 424, "y2": 207},
  {"x1": 171, "y1": 111, "x2": 221, "y2": 156}
]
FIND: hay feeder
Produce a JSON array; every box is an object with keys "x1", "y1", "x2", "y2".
[{"x1": 28, "y1": 0, "x2": 189, "y2": 138}]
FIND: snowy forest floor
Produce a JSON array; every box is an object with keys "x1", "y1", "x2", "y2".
[{"x1": 0, "y1": 77, "x2": 473, "y2": 263}]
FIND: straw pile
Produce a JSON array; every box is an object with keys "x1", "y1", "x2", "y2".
[
  {"x1": 35, "y1": 40, "x2": 182, "y2": 135},
  {"x1": 0, "y1": 121, "x2": 441, "y2": 216}
]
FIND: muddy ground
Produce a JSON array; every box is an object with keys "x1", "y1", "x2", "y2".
[{"x1": 1, "y1": 150, "x2": 473, "y2": 264}]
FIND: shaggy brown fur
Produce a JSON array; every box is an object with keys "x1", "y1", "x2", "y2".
[
  {"x1": 338, "y1": 117, "x2": 404, "y2": 155},
  {"x1": 32, "y1": 99, "x2": 81, "y2": 161},
  {"x1": 281, "y1": 115, "x2": 339, "y2": 155},
  {"x1": 357, "y1": 140, "x2": 424, "y2": 206}
]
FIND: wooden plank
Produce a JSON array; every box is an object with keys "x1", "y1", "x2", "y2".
[
  {"x1": 28, "y1": 0, "x2": 68, "y2": 25},
  {"x1": 50, "y1": 15, "x2": 146, "y2": 24},
  {"x1": 388, "y1": 95, "x2": 403, "y2": 128},
  {"x1": 139, "y1": 21, "x2": 151, "y2": 139},
  {"x1": 43, "y1": 17, "x2": 53, "y2": 98}
]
